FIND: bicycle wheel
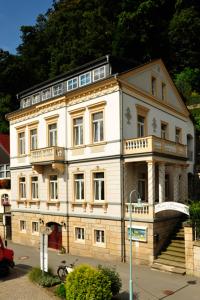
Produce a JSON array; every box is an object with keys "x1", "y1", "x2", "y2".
[{"x1": 57, "y1": 266, "x2": 67, "y2": 281}]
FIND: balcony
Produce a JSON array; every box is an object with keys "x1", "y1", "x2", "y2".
[
  {"x1": 30, "y1": 146, "x2": 65, "y2": 173},
  {"x1": 124, "y1": 136, "x2": 187, "y2": 158}
]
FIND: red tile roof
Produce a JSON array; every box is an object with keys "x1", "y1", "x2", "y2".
[{"x1": 0, "y1": 134, "x2": 10, "y2": 155}]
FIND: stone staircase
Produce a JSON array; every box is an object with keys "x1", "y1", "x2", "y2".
[{"x1": 151, "y1": 225, "x2": 186, "y2": 275}]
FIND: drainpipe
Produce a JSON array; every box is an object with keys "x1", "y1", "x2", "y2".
[{"x1": 119, "y1": 84, "x2": 126, "y2": 263}]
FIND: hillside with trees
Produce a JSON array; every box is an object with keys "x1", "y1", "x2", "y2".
[{"x1": 0, "y1": 0, "x2": 200, "y2": 132}]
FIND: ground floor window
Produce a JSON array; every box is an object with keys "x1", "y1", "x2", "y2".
[
  {"x1": 32, "y1": 221, "x2": 39, "y2": 234},
  {"x1": 75, "y1": 227, "x2": 85, "y2": 241},
  {"x1": 94, "y1": 229, "x2": 105, "y2": 244},
  {"x1": 20, "y1": 220, "x2": 26, "y2": 232}
]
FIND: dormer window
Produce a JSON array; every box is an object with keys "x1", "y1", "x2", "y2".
[
  {"x1": 93, "y1": 66, "x2": 105, "y2": 81},
  {"x1": 79, "y1": 72, "x2": 91, "y2": 87},
  {"x1": 67, "y1": 77, "x2": 78, "y2": 91},
  {"x1": 53, "y1": 83, "x2": 63, "y2": 96},
  {"x1": 151, "y1": 76, "x2": 156, "y2": 96},
  {"x1": 32, "y1": 93, "x2": 40, "y2": 104},
  {"x1": 42, "y1": 88, "x2": 51, "y2": 101}
]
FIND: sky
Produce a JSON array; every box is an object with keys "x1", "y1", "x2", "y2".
[{"x1": 0, "y1": 0, "x2": 53, "y2": 54}]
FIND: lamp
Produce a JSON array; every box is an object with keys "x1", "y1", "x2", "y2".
[
  {"x1": 61, "y1": 221, "x2": 66, "y2": 229},
  {"x1": 39, "y1": 218, "x2": 44, "y2": 225},
  {"x1": 129, "y1": 189, "x2": 142, "y2": 300}
]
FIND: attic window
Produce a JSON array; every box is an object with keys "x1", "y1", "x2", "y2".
[
  {"x1": 151, "y1": 77, "x2": 156, "y2": 96},
  {"x1": 161, "y1": 82, "x2": 166, "y2": 100}
]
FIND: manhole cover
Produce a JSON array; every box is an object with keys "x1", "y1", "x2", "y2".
[
  {"x1": 18, "y1": 256, "x2": 29, "y2": 260},
  {"x1": 163, "y1": 290, "x2": 174, "y2": 296},
  {"x1": 187, "y1": 280, "x2": 196, "y2": 285}
]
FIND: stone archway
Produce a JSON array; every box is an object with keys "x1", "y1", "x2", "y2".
[{"x1": 155, "y1": 201, "x2": 189, "y2": 215}]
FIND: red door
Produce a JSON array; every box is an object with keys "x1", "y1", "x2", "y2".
[{"x1": 48, "y1": 223, "x2": 62, "y2": 250}]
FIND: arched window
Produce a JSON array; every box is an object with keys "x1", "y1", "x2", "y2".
[{"x1": 1, "y1": 194, "x2": 9, "y2": 206}]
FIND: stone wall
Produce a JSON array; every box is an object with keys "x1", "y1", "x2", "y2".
[{"x1": 184, "y1": 226, "x2": 200, "y2": 277}]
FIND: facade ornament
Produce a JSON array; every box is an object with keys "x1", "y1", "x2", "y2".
[
  {"x1": 152, "y1": 117, "x2": 157, "y2": 132},
  {"x1": 125, "y1": 107, "x2": 132, "y2": 125}
]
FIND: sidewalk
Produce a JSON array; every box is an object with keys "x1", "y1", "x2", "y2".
[{"x1": 4, "y1": 241, "x2": 200, "y2": 300}]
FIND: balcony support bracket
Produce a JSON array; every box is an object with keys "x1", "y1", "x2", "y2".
[{"x1": 52, "y1": 163, "x2": 65, "y2": 174}]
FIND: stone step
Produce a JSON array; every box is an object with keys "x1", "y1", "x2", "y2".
[
  {"x1": 175, "y1": 232, "x2": 184, "y2": 238},
  {"x1": 155, "y1": 258, "x2": 185, "y2": 269},
  {"x1": 166, "y1": 245, "x2": 185, "y2": 253},
  {"x1": 162, "y1": 250, "x2": 185, "y2": 258},
  {"x1": 171, "y1": 239, "x2": 185, "y2": 244},
  {"x1": 151, "y1": 263, "x2": 186, "y2": 275},
  {"x1": 170, "y1": 242, "x2": 185, "y2": 248},
  {"x1": 158, "y1": 253, "x2": 185, "y2": 263}
]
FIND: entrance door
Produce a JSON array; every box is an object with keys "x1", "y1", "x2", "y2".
[{"x1": 47, "y1": 222, "x2": 62, "y2": 250}]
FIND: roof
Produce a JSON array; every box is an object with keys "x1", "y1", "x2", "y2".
[{"x1": 0, "y1": 134, "x2": 10, "y2": 155}]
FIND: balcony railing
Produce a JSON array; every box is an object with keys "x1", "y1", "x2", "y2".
[
  {"x1": 124, "y1": 136, "x2": 187, "y2": 157},
  {"x1": 30, "y1": 146, "x2": 65, "y2": 164}
]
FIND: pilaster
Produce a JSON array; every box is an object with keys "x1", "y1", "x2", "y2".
[
  {"x1": 158, "y1": 162, "x2": 165, "y2": 203},
  {"x1": 147, "y1": 160, "x2": 155, "y2": 205}
]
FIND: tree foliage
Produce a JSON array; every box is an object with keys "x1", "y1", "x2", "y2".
[{"x1": 1, "y1": 0, "x2": 200, "y2": 132}]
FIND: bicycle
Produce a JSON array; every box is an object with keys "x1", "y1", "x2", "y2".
[{"x1": 57, "y1": 259, "x2": 78, "y2": 281}]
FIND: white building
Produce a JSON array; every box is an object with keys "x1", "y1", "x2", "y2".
[{"x1": 7, "y1": 56, "x2": 194, "y2": 264}]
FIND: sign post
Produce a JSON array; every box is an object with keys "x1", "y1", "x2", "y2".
[{"x1": 39, "y1": 226, "x2": 52, "y2": 274}]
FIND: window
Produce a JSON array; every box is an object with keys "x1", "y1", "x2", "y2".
[
  {"x1": 19, "y1": 177, "x2": 26, "y2": 199},
  {"x1": 32, "y1": 222, "x2": 39, "y2": 234},
  {"x1": 20, "y1": 220, "x2": 26, "y2": 231},
  {"x1": 138, "y1": 173, "x2": 146, "y2": 202},
  {"x1": 137, "y1": 115, "x2": 145, "y2": 137},
  {"x1": 22, "y1": 98, "x2": 30, "y2": 108},
  {"x1": 165, "y1": 174, "x2": 169, "y2": 200},
  {"x1": 42, "y1": 88, "x2": 51, "y2": 101},
  {"x1": 50, "y1": 175, "x2": 58, "y2": 200},
  {"x1": 94, "y1": 229, "x2": 105, "y2": 244},
  {"x1": 48, "y1": 123, "x2": 57, "y2": 146},
  {"x1": 161, "y1": 123, "x2": 168, "y2": 139},
  {"x1": 75, "y1": 227, "x2": 85, "y2": 241},
  {"x1": 151, "y1": 77, "x2": 156, "y2": 96},
  {"x1": 161, "y1": 82, "x2": 166, "y2": 100},
  {"x1": 0, "y1": 164, "x2": 10, "y2": 178},
  {"x1": 53, "y1": 83, "x2": 63, "y2": 96},
  {"x1": 74, "y1": 174, "x2": 84, "y2": 201},
  {"x1": 31, "y1": 177, "x2": 38, "y2": 199},
  {"x1": 67, "y1": 77, "x2": 78, "y2": 91},
  {"x1": 32, "y1": 93, "x2": 40, "y2": 104},
  {"x1": 93, "y1": 66, "x2": 105, "y2": 81},
  {"x1": 175, "y1": 128, "x2": 181, "y2": 143},
  {"x1": 94, "y1": 172, "x2": 104, "y2": 201},
  {"x1": 92, "y1": 112, "x2": 104, "y2": 143},
  {"x1": 79, "y1": 72, "x2": 91, "y2": 87},
  {"x1": 18, "y1": 132, "x2": 25, "y2": 155},
  {"x1": 73, "y1": 117, "x2": 83, "y2": 146},
  {"x1": 30, "y1": 128, "x2": 37, "y2": 150}
]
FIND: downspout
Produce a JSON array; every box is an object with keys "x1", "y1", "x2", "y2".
[{"x1": 119, "y1": 80, "x2": 126, "y2": 263}]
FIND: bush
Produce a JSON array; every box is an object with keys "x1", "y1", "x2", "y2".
[
  {"x1": 97, "y1": 265, "x2": 122, "y2": 296},
  {"x1": 55, "y1": 283, "x2": 66, "y2": 299},
  {"x1": 28, "y1": 267, "x2": 61, "y2": 287},
  {"x1": 65, "y1": 264, "x2": 112, "y2": 300}
]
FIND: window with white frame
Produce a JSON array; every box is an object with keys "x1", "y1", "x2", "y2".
[
  {"x1": 32, "y1": 221, "x2": 39, "y2": 234},
  {"x1": 175, "y1": 128, "x2": 181, "y2": 143},
  {"x1": 137, "y1": 115, "x2": 145, "y2": 137},
  {"x1": 94, "y1": 172, "x2": 104, "y2": 201},
  {"x1": 19, "y1": 177, "x2": 26, "y2": 199},
  {"x1": 92, "y1": 111, "x2": 104, "y2": 143},
  {"x1": 73, "y1": 117, "x2": 83, "y2": 146},
  {"x1": 74, "y1": 174, "x2": 84, "y2": 201},
  {"x1": 52, "y1": 83, "x2": 63, "y2": 96},
  {"x1": 31, "y1": 176, "x2": 38, "y2": 199},
  {"x1": 67, "y1": 77, "x2": 78, "y2": 91},
  {"x1": 20, "y1": 220, "x2": 26, "y2": 231},
  {"x1": 30, "y1": 128, "x2": 37, "y2": 150},
  {"x1": 151, "y1": 76, "x2": 156, "y2": 96},
  {"x1": 48, "y1": 123, "x2": 57, "y2": 146},
  {"x1": 32, "y1": 93, "x2": 40, "y2": 104},
  {"x1": 0, "y1": 164, "x2": 10, "y2": 178},
  {"x1": 18, "y1": 132, "x2": 25, "y2": 155},
  {"x1": 42, "y1": 88, "x2": 51, "y2": 101},
  {"x1": 93, "y1": 66, "x2": 105, "y2": 81},
  {"x1": 75, "y1": 227, "x2": 85, "y2": 241},
  {"x1": 161, "y1": 123, "x2": 168, "y2": 140},
  {"x1": 50, "y1": 175, "x2": 58, "y2": 200},
  {"x1": 79, "y1": 72, "x2": 91, "y2": 87},
  {"x1": 22, "y1": 98, "x2": 30, "y2": 108},
  {"x1": 94, "y1": 229, "x2": 105, "y2": 244}
]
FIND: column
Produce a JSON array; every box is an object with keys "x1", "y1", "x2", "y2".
[
  {"x1": 158, "y1": 162, "x2": 165, "y2": 203},
  {"x1": 173, "y1": 165, "x2": 179, "y2": 202},
  {"x1": 147, "y1": 161, "x2": 155, "y2": 205}
]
